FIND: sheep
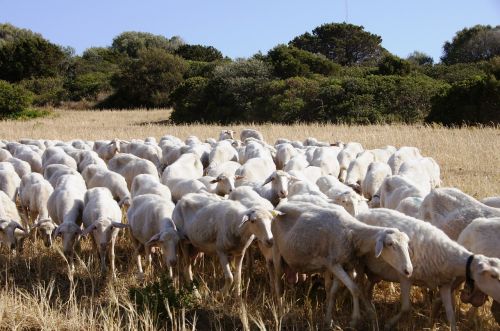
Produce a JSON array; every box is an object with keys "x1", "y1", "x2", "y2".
[
  {"x1": 345, "y1": 151, "x2": 375, "y2": 193},
  {"x1": 338, "y1": 142, "x2": 364, "y2": 182},
  {"x1": 93, "y1": 139, "x2": 120, "y2": 162},
  {"x1": 5, "y1": 157, "x2": 31, "y2": 178},
  {"x1": 398, "y1": 157, "x2": 441, "y2": 192},
  {"x1": 48, "y1": 174, "x2": 87, "y2": 273},
  {"x1": 127, "y1": 194, "x2": 180, "y2": 278},
  {"x1": 219, "y1": 129, "x2": 235, "y2": 141},
  {"x1": 131, "y1": 174, "x2": 172, "y2": 201},
  {"x1": 458, "y1": 218, "x2": 500, "y2": 314},
  {"x1": 81, "y1": 187, "x2": 128, "y2": 278},
  {"x1": 362, "y1": 162, "x2": 392, "y2": 206},
  {"x1": 240, "y1": 128, "x2": 264, "y2": 142},
  {"x1": 161, "y1": 153, "x2": 203, "y2": 188},
  {"x1": 303, "y1": 137, "x2": 330, "y2": 147},
  {"x1": 205, "y1": 160, "x2": 240, "y2": 178},
  {"x1": 235, "y1": 157, "x2": 276, "y2": 187},
  {"x1": 419, "y1": 188, "x2": 500, "y2": 240},
  {"x1": 275, "y1": 143, "x2": 299, "y2": 170},
  {"x1": 0, "y1": 191, "x2": 27, "y2": 252},
  {"x1": 388, "y1": 146, "x2": 422, "y2": 175},
  {"x1": 208, "y1": 140, "x2": 239, "y2": 167},
  {"x1": 116, "y1": 140, "x2": 162, "y2": 169},
  {"x1": 41, "y1": 147, "x2": 78, "y2": 170},
  {"x1": 239, "y1": 140, "x2": 273, "y2": 165},
  {"x1": 0, "y1": 149, "x2": 12, "y2": 162},
  {"x1": 329, "y1": 191, "x2": 369, "y2": 216},
  {"x1": 272, "y1": 202, "x2": 412, "y2": 326},
  {"x1": 481, "y1": 196, "x2": 500, "y2": 208},
  {"x1": 180, "y1": 142, "x2": 211, "y2": 169},
  {"x1": 18, "y1": 173, "x2": 54, "y2": 232},
  {"x1": 167, "y1": 178, "x2": 208, "y2": 203},
  {"x1": 108, "y1": 153, "x2": 159, "y2": 190},
  {"x1": 74, "y1": 150, "x2": 107, "y2": 172},
  {"x1": 0, "y1": 167, "x2": 21, "y2": 202},
  {"x1": 368, "y1": 146, "x2": 395, "y2": 164},
  {"x1": 11, "y1": 148, "x2": 43, "y2": 173},
  {"x1": 209, "y1": 174, "x2": 240, "y2": 196},
  {"x1": 81, "y1": 165, "x2": 131, "y2": 207},
  {"x1": 283, "y1": 154, "x2": 309, "y2": 172},
  {"x1": 310, "y1": 146, "x2": 341, "y2": 178},
  {"x1": 43, "y1": 164, "x2": 79, "y2": 188},
  {"x1": 379, "y1": 175, "x2": 427, "y2": 210},
  {"x1": 160, "y1": 139, "x2": 183, "y2": 168},
  {"x1": 174, "y1": 198, "x2": 276, "y2": 296},
  {"x1": 356, "y1": 208, "x2": 500, "y2": 331},
  {"x1": 316, "y1": 175, "x2": 355, "y2": 197},
  {"x1": 395, "y1": 196, "x2": 424, "y2": 218}
]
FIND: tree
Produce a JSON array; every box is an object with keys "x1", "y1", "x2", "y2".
[
  {"x1": 407, "y1": 51, "x2": 434, "y2": 66},
  {"x1": 441, "y1": 25, "x2": 500, "y2": 65},
  {"x1": 104, "y1": 48, "x2": 187, "y2": 108},
  {"x1": 111, "y1": 31, "x2": 184, "y2": 58},
  {"x1": 0, "y1": 80, "x2": 33, "y2": 118},
  {"x1": 175, "y1": 44, "x2": 223, "y2": 62},
  {"x1": 0, "y1": 35, "x2": 67, "y2": 82},
  {"x1": 378, "y1": 54, "x2": 413, "y2": 76},
  {"x1": 290, "y1": 23, "x2": 384, "y2": 66},
  {"x1": 266, "y1": 45, "x2": 340, "y2": 78}
]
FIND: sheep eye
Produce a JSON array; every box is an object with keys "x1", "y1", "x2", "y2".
[
  {"x1": 387, "y1": 242, "x2": 393, "y2": 247},
  {"x1": 250, "y1": 219, "x2": 255, "y2": 223}
]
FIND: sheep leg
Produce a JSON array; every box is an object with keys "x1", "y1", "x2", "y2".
[
  {"x1": 217, "y1": 250, "x2": 233, "y2": 295},
  {"x1": 328, "y1": 264, "x2": 362, "y2": 327},
  {"x1": 385, "y1": 278, "x2": 412, "y2": 330},
  {"x1": 272, "y1": 245, "x2": 284, "y2": 300},
  {"x1": 233, "y1": 253, "x2": 245, "y2": 297},
  {"x1": 109, "y1": 238, "x2": 117, "y2": 280},
  {"x1": 324, "y1": 274, "x2": 341, "y2": 326},
  {"x1": 439, "y1": 284, "x2": 456, "y2": 331}
]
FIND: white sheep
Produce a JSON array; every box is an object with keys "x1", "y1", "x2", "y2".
[
  {"x1": 395, "y1": 196, "x2": 424, "y2": 218},
  {"x1": 398, "y1": 157, "x2": 441, "y2": 193},
  {"x1": 117, "y1": 140, "x2": 162, "y2": 169},
  {"x1": 127, "y1": 194, "x2": 180, "y2": 278},
  {"x1": 218, "y1": 129, "x2": 235, "y2": 141},
  {"x1": 235, "y1": 157, "x2": 276, "y2": 187},
  {"x1": 240, "y1": 128, "x2": 264, "y2": 142},
  {"x1": 81, "y1": 164, "x2": 131, "y2": 207},
  {"x1": 0, "y1": 191, "x2": 27, "y2": 252},
  {"x1": 357, "y1": 208, "x2": 500, "y2": 331},
  {"x1": 93, "y1": 139, "x2": 119, "y2": 162},
  {"x1": 41, "y1": 147, "x2": 78, "y2": 170},
  {"x1": 0, "y1": 166, "x2": 21, "y2": 202},
  {"x1": 174, "y1": 198, "x2": 276, "y2": 296},
  {"x1": 272, "y1": 202, "x2": 412, "y2": 326},
  {"x1": 419, "y1": 187, "x2": 500, "y2": 240},
  {"x1": 74, "y1": 150, "x2": 107, "y2": 172},
  {"x1": 388, "y1": 146, "x2": 422, "y2": 175},
  {"x1": 11, "y1": 147, "x2": 43, "y2": 173},
  {"x1": 81, "y1": 187, "x2": 128, "y2": 278},
  {"x1": 0, "y1": 149, "x2": 13, "y2": 162},
  {"x1": 337, "y1": 142, "x2": 364, "y2": 182},
  {"x1": 5, "y1": 157, "x2": 32, "y2": 178},
  {"x1": 166, "y1": 178, "x2": 208, "y2": 203},
  {"x1": 108, "y1": 153, "x2": 159, "y2": 190},
  {"x1": 131, "y1": 174, "x2": 172, "y2": 201},
  {"x1": 310, "y1": 146, "x2": 341, "y2": 178},
  {"x1": 379, "y1": 175, "x2": 427, "y2": 210},
  {"x1": 43, "y1": 164, "x2": 79, "y2": 188},
  {"x1": 275, "y1": 143, "x2": 299, "y2": 170},
  {"x1": 345, "y1": 151, "x2": 375, "y2": 193},
  {"x1": 208, "y1": 140, "x2": 239, "y2": 167},
  {"x1": 481, "y1": 196, "x2": 500, "y2": 208},
  {"x1": 161, "y1": 153, "x2": 203, "y2": 187},
  {"x1": 362, "y1": 162, "x2": 392, "y2": 206},
  {"x1": 48, "y1": 174, "x2": 87, "y2": 273}
]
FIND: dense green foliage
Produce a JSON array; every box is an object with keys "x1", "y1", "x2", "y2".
[
  {"x1": 0, "y1": 79, "x2": 33, "y2": 117},
  {"x1": 290, "y1": 23, "x2": 384, "y2": 66},
  {"x1": 0, "y1": 22, "x2": 499, "y2": 125},
  {"x1": 441, "y1": 25, "x2": 500, "y2": 65}
]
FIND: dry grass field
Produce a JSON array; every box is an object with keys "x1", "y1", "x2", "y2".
[{"x1": 0, "y1": 108, "x2": 499, "y2": 330}]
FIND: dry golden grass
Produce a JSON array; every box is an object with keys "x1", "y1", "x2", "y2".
[{"x1": 0, "y1": 108, "x2": 499, "y2": 330}]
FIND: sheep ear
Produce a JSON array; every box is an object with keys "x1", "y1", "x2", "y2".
[
  {"x1": 240, "y1": 215, "x2": 250, "y2": 228},
  {"x1": 146, "y1": 233, "x2": 162, "y2": 246},
  {"x1": 375, "y1": 237, "x2": 384, "y2": 258},
  {"x1": 82, "y1": 223, "x2": 96, "y2": 236},
  {"x1": 52, "y1": 226, "x2": 60, "y2": 238},
  {"x1": 235, "y1": 175, "x2": 244, "y2": 180},
  {"x1": 210, "y1": 178, "x2": 220, "y2": 184},
  {"x1": 270, "y1": 210, "x2": 284, "y2": 218},
  {"x1": 112, "y1": 221, "x2": 129, "y2": 229},
  {"x1": 262, "y1": 175, "x2": 274, "y2": 186},
  {"x1": 14, "y1": 222, "x2": 26, "y2": 233}
]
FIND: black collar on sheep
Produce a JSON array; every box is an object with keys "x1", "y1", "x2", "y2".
[{"x1": 465, "y1": 254, "x2": 475, "y2": 293}]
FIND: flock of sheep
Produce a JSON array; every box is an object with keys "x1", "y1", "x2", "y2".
[{"x1": 1, "y1": 128, "x2": 500, "y2": 330}]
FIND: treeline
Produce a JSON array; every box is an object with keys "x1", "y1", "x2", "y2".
[{"x1": 0, "y1": 22, "x2": 499, "y2": 125}]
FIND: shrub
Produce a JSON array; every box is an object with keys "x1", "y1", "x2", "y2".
[
  {"x1": 20, "y1": 76, "x2": 67, "y2": 106},
  {"x1": 0, "y1": 80, "x2": 33, "y2": 118}
]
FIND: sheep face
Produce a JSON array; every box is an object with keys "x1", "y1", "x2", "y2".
[
  {"x1": 331, "y1": 192, "x2": 367, "y2": 216},
  {"x1": 264, "y1": 171, "x2": 291, "y2": 199},
  {"x1": 211, "y1": 175, "x2": 236, "y2": 196},
  {"x1": 219, "y1": 130, "x2": 235, "y2": 141},
  {"x1": 54, "y1": 223, "x2": 82, "y2": 259},
  {"x1": 32, "y1": 218, "x2": 57, "y2": 247},
  {"x1": 240, "y1": 208, "x2": 278, "y2": 247},
  {"x1": 471, "y1": 255, "x2": 500, "y2": 303},
  {"x1": 0, "y1": 219, "x2": 26, "y2": 250},
  {"x1": 146, "y1": 229, "x2": 180, "y2": 268},
  {"x1": 376, "y1": 229, "x2": 413, "y2": 278}
]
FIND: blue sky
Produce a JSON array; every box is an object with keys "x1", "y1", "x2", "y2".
[{"x1": 1, "y1": 0, "x2": 499, "y2": 62}]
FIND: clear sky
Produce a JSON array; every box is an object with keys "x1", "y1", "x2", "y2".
[{"x1": 1, "y1": 0, "x2": 499, "y2": 62}]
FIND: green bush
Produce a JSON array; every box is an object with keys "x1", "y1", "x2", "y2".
[
  {"x1": 175, "y1": 44, "x2": 223, "y2": 62},
  {"x1": 66, "y1": 72, "x2": 112, "y2": 101},
  {"x1": 378, "y1": 54, "x2": 413, "y2": 76},
  {"x1": 20, "y1": 76, "x2": 67, "y2": 106},
  {"x1": 0, "y1": 80, "x2": 33, "y2": 118},
  {"x1": 427, "y1": 75, "x2": 500, "y2": 125}
]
